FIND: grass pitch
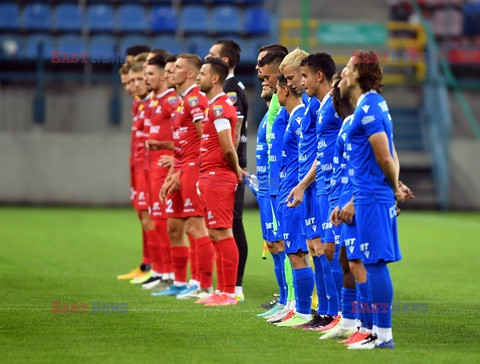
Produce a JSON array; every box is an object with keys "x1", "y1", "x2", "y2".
[{"x1": 1, "y1": 207, "x2": 479, "y2": 363}]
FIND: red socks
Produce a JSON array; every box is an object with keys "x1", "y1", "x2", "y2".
[
  {"x1": 138, "y1": 211, "x2": 150, "y2": 265},
  {"x1": 170, "y1": 246, "x2": 189, "y2": 284},
  {"x1": 187, "y1": 233, "x2": 198, "y2": 281},
  {"x1": 195, "y1": 236, "x2": 215, "y2": 289},
  {"x1": 216, "y1": 237, "x2": 239, "y2": 295},
  {"x1": 145, "y1": 228, "x2": 163, "y2": 274},
  {"x1": 154, "y1": 219, "x2": 172, "y2": 273}
]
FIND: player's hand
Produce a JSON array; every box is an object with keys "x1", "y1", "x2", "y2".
[
  {"x1": 158, "y1": 155, "x2": 173, "y2": 168},
  {"x1": 339, "y1": 200, "x2": 355, "y2": 225},
  {"x1": 330, "y1": 206, "x2": 342, "y2": 226},
  {"x1": 286, "y1": 184, "x2": 305, "y2": 208},
  {"x1": 147, "y1": 140, "x2": 161, "y2": 151},
  {"x1": 399, "y1": 180, "x2": 414, "y2": 200},
  {"x1": 237, "y1": 168, "x2": 249, "y2": 185},
  {"x1": 160, "y1": 172, "x2": 180, "y2": 202}
]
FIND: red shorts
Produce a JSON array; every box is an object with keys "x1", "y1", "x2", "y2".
[
  {"x1": 148, "y1": 165, "x2": 169, "y2": 220},
  {"x1": 133, "y1": 158, "x2": 148, "y2": 211},
  {"x1": 199, "y1": 169, "x2": 237, "y2": 229},
  {"x1": 165, "y1": 163, "x2": 205, "y2": 218}
]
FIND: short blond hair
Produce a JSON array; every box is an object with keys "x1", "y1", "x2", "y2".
[
  {"x1": 279, "y1": 48, "x2": 309, "y2": 72},
  {"x1": 133, "y1": 52, "x2": 149, "y2": 63}
]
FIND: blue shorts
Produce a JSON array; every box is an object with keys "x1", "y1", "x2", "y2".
[
  {"x1": 340, "y1": 216, "x2": 363, "y2": 261},
  {"x1": 316, "y1": 194, "x2": 338, "y2": 243},
  {"x1": 301, "y1": 185, "x2": 321, "y2": 240},
  {"x1": 355, "y1": 201, "x2": 402, "y2": 265},
  {"x1": 278, "y1": 203, "x2": 307, "y2": 255},
  {"x1": 257, "y1": 195, "x2": 282, "y2": 242}
]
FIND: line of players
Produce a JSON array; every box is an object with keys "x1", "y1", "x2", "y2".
[
  {"x1": 254, "y1": 46, "x2": 413, "y2": 349},
  {"x1": 117, "y1": 41, "x2": 250, "y2": 307}
]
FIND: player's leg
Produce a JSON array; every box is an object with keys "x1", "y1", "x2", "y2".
[{"x1": 232, "y1": 184, "x2": 248, "y2": 301}]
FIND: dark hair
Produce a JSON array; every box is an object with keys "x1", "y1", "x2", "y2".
[
  {"x1": 258, "y1": 50, "x2": 287, "y2": 68},
  {"x1": 150, "y1": 48, "x2": 171, "y2": 61},
  {"x1": 204, "y1": 57, "x2": 229, "y2": 84},
  {"x1": 126, "y1": 45, "x2": 151, "y2": 56},
  {"x1": 351, "y1": 50, "x2": 383, "y2": 93},
  {"x1": 165, "y1": 54, "x2": 177, "y2": 63},
  {"x1": 258, "y1": 43, "x2": 289, "y2": 55},
  {"x1": 300, "y1": 52, "x2": 336, "y2": 82},
  {"x1": 214, "y1": 39, "x2": 241, "y2": 68},
  {"x1": 277, "y1": 73, "x2": 288, "y2": 87},
  {"x1": 147, "y1": 55, "x2": 166, "y2": 69},
  {"x1": 331, "y1": 80, "x2": 354, "y2": 120}
]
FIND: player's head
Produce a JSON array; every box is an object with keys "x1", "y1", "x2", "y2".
[
  {"x1": 208, "y1": 40, "x2": 241, "y2": 70},
  {"x1": 133, "y1": 52, "x2": 150, "y2": 73},
  {"x1": 277, "y1": 73, "x2": 302, "y2": 107},
  {"x1": 348, "y1": 50, "x2": 383, "y2": 93},
  {"x1": 144, "y1": 48, "x2": 170, "y2": 70},
  {"x1": 280, "y1": 47, "x2": 309, "y2": 95},
  {"x1": 164, "y1": 54, "x2": 177, "y2": 89},
  {"x1": 258, "y1": 50, "x2": 286, "y2": 93},
  {"x1": 125, "y1": 45, "x2": 150, "y2": 65},
  {"x1": 300, "y1": 52, "x2": 336, "y2": 97},
  {"x1": 257, "y1": 43, "x2": 288, "y2": 78},
  {"x1": 197, "y1": 57, "x2": 229, "y2": 95},
  {"x1": 332, "y1": 77, "x2": 354, "y2": 120},
  {"x1": 129, "y1": 62, "x2": 148, "y2": 98},
  {"x1": 173, "y1": 53, "x2": 202, "y2": 89},
  {"x1": 119, "y1": 63, "x2": 132, "y2": 96},
  {"x1": 145, "y1": 55, "x2": 167, "y2": 93}
]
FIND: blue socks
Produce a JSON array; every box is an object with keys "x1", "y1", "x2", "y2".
[
  {"x1": 356, "y1": 281, "x2": 373, "y2": 330},
  {"x1": 366, "y1": 261, "x2": 393, "y2": 329},
  {"x1": 319, "y1": 254, "x2": 338, "y2": 317},
  {"x1": 272, "y1": 252, "x2": 287, "y2": 305},
  {"x1": 312, "y1": 256, "x2": 327, "y2": 315},
  {"x1": 330, "y1": 246, "x2": 343, "y2": 310},
  {"x1": 292, "y1": 267, "x2": 314, "y2": 315},
  {"x1": 341, "y1": 287, "x2": 357, "y2": 320}
]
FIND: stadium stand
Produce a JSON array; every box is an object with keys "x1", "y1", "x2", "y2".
[
  {"x1": 179, "y1": 5, "x2": 209, "y2": 34},
  {"x1": 244, "y1": 6, "x2": 271, "y2": 35},
  {"x1": 23, "y1": 34, "x2": 54, "y2": 59},
  {"x1": 211, "y1": 5, "x2": 242, "y2": 34},
  {"x1": 87, "y1": 3, "x2": 115, "y2": 33},
  {"x1": 117, "y1": 4, "x2": 146, "y2": 33},
  {"x1": 89, "y1": 35, "x2": 117, "y2": 60},
  {"x1": 150, "y1": 5, "x2": 177, "y2": 34},
  {"x1": 23, "y1": 3, "x2": 51, "y2": 32},
  {"x1": 54, "y1": 4, "x2": 83, "y2": 33},
  {"x1": 0, "y1": 3, "x2": 20, "y2": 31},
  {"x1": 57, "y1": 35, "x2": 87, "y2": 56}
]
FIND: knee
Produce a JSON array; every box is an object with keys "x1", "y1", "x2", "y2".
[
  {"x1": 339, "y1": 247, "x2": 350, "y2": 273},
  {"x1": 324, "y1": 243, "x2": 335, "y2": 261}
]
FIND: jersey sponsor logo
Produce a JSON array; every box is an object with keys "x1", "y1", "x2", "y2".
[
  {"x1": 378, "y1": 101, "x2": 388, "y2": 112},
  {"x1": 213, "y1": 105, "x2": 223, "y2": 117},
  {"x1": 256, "y1": 166, "x2": 267, "y2": 173},
  {"x1": 184, "y1": 198, "x2": 192, "y2": 207},
  {"x1": 362, "y1": 105, "x2": 370, "y2": 113},
  {"x1": 227, "y1": 92, "x2": 237, "y2": 104},
  {"x1": 207, "y1": 211, "x2": 214, "y2": 220},
  {"x1": 279, "y1": 171, "x2": 286, "y2": 178},
  {"x1": 305, "y1": 217, "x2": 315, "y2": 226},
  {"x1": 188, "y1": 96, "x2": 198, "y2": 107},
  {"x1": 155, "y1": 106, "x2": 162, "y2": 114},
  {"x1": 361, "y1": 115, "x2": 375, "y2": 125},
  {"x1": 150, "y1": 126, "x2": 160, "y2": 134},
  {"x1": 360, "y1": 242, "x2": 370, "y2": 259}
]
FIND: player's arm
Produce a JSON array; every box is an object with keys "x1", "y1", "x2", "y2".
[
  {"x1": 234, "y1": 115, "x2": 243, "y2": 149},
  {"x1": 369, "y1": 131, "x2": 405, "y2": 202},
  {"x1": 339, "y1": 196, "x2": 355, "y2": 224},
  {"x1": 146, "y1": 140, "x2": 174, "y2": 151},
  {"x1": 286, "y1": 161, "x2": 316, "y2": 207},
  {"x1": 216, "y1": 118, "x2": 243, "y2": 184}
]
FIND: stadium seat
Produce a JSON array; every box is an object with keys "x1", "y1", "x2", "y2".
[
  {"x1": 150, "y1": 5, "x2": 177, "y2": 33},
  {"x1": 211, "y1": 5, "x2": 242, "y2": 35},
  {"x1": 185, "y1": 35, "x2": 212, "y2": 58},
  {"x1": 55, "y1": 4, "x2": 83, "y2": 33},
  {"x1": 152, "y1": 35, "x2": 183, "y2": 55},
  {"x1": 244, "y1": 7, "x2": 271, "y2": 35},
  {"x1": 117, "y1": 4, "x2": 146, "y2": 33},
  {"x1": 89, "y1": 35, "x2": 117, "y2": 60},
  {"x1": 23, "y1": 3, "x2": 52, "y2": 32},
  {"x1": 180, "y1": 5, "x2": 209, "y2": 34},
  {"x1": 24, "y1": 34, "x2": 54, "y2": 60},
  {"x1": 0, "y1": 34, "x2": 21, "y2": 59},
  {"x1": 87, "y1": 4, "x2": 114, "y2": 33},
  {"x1": 57, "y1": 35, "x2": 87, "y2": 56},
  {"x1": 0, "y1": 3, "x2": 20, "y2": 31},
  {"x1": 120, "y1": 35, "x2": 150, "y2": 55}
]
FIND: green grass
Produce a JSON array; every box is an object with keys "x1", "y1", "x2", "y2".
[{"x1": 1, "y1": 207, "x2": 480, "y2": 363}]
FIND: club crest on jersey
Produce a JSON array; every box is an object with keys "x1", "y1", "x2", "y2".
[
  {"x1": 227, "y1": 92, "x2": 237, "y2": 104},
  {"x1": 213, "y1": 105, "x2": 223, "y2": 117},
  {"x1": 188, "y1": 96, "x2": 198, "y2": 107},
  {"x1": 168, "y1": 96, "x2": 177, "y2": 105}
]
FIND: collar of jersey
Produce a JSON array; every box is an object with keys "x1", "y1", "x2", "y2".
[
  {"x1": 208, "y1": 92, "x2": 226, "y2": 105},
  {"x1": 226, "y1": 73, "x2": 235, "y2": 80},
  {"x1": 288, "y1": 103, "x2": 306, "y2": 121},
  {"x1": 357, "y1": 90, "x2": 377, "y2": 107},
  {"x1": 156, "y1": 88, "x2": 175, "y2": 99},
  {"x1": 181, "y1": 84, "x2": 197, "y2": 98}
]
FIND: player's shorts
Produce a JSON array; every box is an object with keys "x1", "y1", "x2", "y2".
[
  {"x1": 316, "y1": 194, "x2": 333, "y2": 243},
  {"x1": 340, "y1": 216, "x2": 363, "y2": 261},
  {"x1": 278, "y1": 202, "x2": 307, "y2": 255},
  {"x1": 148, "y1": 165, "x2": 169, "y2": 220},
  {"x1": 301, "y1": 185, "x2": 321, "y2": 240},
  {"x1": 133, "y1": 159, "x2": 148, "y2": 211},
  {"x1": 165, "y1": 163, "x2": 205, "y2": 219},
  {"x1": 354, "y1": 201, "x2": 402, "y2": 265},
  {"x1": 257, "y1": 195, "x2": 282, "y2": 242},
  {"x1": 199, "y1": 169, "x2": 237, "y2": 229}
]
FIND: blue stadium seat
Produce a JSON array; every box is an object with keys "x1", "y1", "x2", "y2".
[
  {"x1": 150, "y1": 5, "x2": 177, "y2": 33},
  {"x1": 211, "y1": 5, "x2": 242, "y2": 34},
  {"x1": 244, "y1": 6, "x2": 270, "y2": 35},
  {"x1": 24, "y1": 34, "x2": 54, "y2": 60},
  {"x1": 87, "y1": 4, "x2": 114, "y2": 33},
  {"x1": 185, "y1": 36, "x2": 212, "y2": 58},
  {"x1": 55, "y1": 4, "x2": 83, "y2": 33},
  {"x1": 57, "y1": 35, "x2": 87, "y2": 56},
  {"x1": 117, "y1": 4, "x2": 146, "y2": 33},
  {"x1": 152, "y1": 35, "x2": 183, "y2": 55},
  {"x1": 0, "y1": 34, "x2": 21, "y2": 59},
  {"x1": 23, "y1": 3, "x2": 52, "y2": 32},
  {"x1": 89, "y1": 35, "x2": 117, "y2": 60},
  {"x1": 0, "y1": 3, "x2": 20, "y2": 31},
  {"x1": 180, "y1": 5, "x2": 209, "y2": 34},
  {"x1": 120, "y1": 35, "x2": 150, "y2": 55}
]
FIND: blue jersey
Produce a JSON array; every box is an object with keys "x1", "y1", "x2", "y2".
[
  {"x1": 347, "y1": 91, "x2": 395, "y2": 204},
  {"x1": 315, "y1": 94, "x2": 343, "y2": 201},
  {"x1": 256, "y1": 111, "x2": 269, "y2": 197},
  {"x1": 268, "y1": 107, "x2": 289, "y2": 196},
  {"x1": 298, "y1": 95, "x2": 320, "y2": 182},
  {"x1": 279, "y1": 104, "x2": 305, "y2": 204},
  {"x1": 330, "y1": 114, "x2": 354, "y2": 209}
]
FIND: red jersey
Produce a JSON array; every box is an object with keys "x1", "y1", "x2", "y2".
[
  {"x1": 199, "y1": 92, "x2": 237, "y2": 173},
  {"x1": 135, "y1": 93, "x2": 155, "y2": 163},
  {"x1": 172, "y1": 84, "x2": 208, "y2": 165}
]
